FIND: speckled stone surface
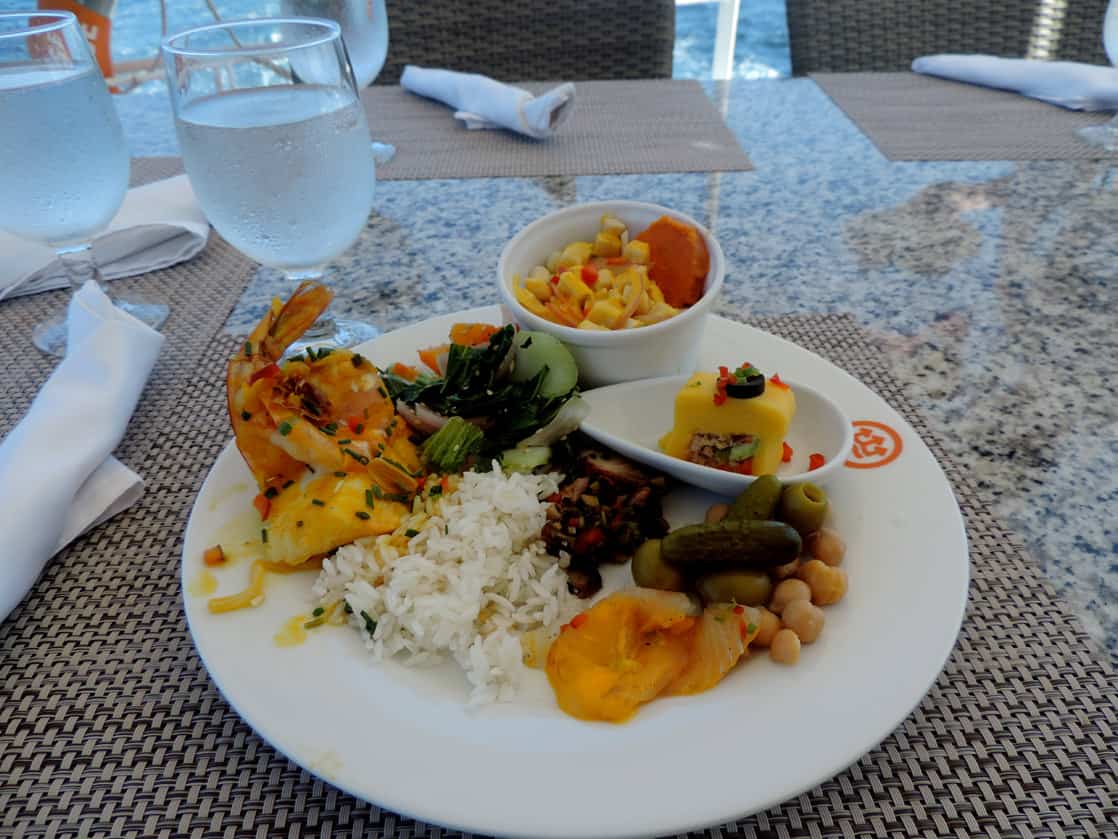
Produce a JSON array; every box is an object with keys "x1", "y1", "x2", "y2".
[{"x1": 115, "y1": 80, "x2": 1118, "y2": 662}]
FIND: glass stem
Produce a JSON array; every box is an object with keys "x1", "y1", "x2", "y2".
[{"x1": 56, "y1": 242, "x2": 105, "y2": 294}]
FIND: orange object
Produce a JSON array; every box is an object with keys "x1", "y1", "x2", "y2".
[
  {"x1": 845, "y1": 420, "x2": 904, "y2": 470},
  {"x1": 634, "y1": 216, "x2": 710, "y2": 308},
  {"x1": 417, "y1": 343, "x2": 449, "y2": 374},
  {"x1": 202, "y1": 545, "x2": 226, "y2": 566},
  {"x1": 253, "y1": 493, "x2": 271, "y2": 520},
  {"x1": 808, "y1": 453, "x2": 825, "y2": 471},
  {"x1": 248, "y1": 363, "x2": 280, "y2": 385},
  {"x1": 39, "y1": 1, "x2": 114, "y2": 81},
  {"x1": 449, "y1": 323, "x2": 499, "y2": 346},
  {"x1": 390, "y1": 362, "x2": 419, "y2": 381},
  {"x1": 782, "y1": 442, "x2": 794, "y2": 463}
]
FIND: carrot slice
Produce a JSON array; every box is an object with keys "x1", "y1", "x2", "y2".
[
  {"x1": 203, "y1": 545, "x2": 226, "y2": 566},
  {"x1": 634, "y1": 216, "x2": 709, "y2": 308},
  {"x1": 417, "y1": 343, "x2": 449, "y2": 374},
  {"x1": 449, "y1": 323, "x2": 499, "y2": 346}
]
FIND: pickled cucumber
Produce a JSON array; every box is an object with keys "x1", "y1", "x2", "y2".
[
  {"x1": 661, "y1": 520, "x2": 801, "y2": 569},
  {"x1": 726, "y1": 474, "x2": 782, "y2": 522}
]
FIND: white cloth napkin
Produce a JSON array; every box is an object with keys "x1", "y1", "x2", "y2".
[
  {"x1": 912, "y1": 55, "x2": 1118, "y2": 111},
  {"x1": 0, "y1": 175, "x2": 208, "y2": 301},
  {"x1": 400, "y1": 65, "x2": 576, "y2": 139},
  {"x1": 0, "y1": 281, "x2": 163, "y2": 623}
]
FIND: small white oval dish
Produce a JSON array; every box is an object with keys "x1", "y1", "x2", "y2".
[{"x1": 580, "y1": 375, "x2": 854, "y2": 496}]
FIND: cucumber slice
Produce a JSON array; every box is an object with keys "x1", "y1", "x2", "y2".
[
  {"x1": 499, "y1": 445, "x2": 552, "y2": 473},
  {"x1": 510, "y1": 331, "x2": 578, "y2": 398}
]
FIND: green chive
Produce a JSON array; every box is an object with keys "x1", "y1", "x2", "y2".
[
  {"x1": 278, "y1": 420, "x2": 293, "y2": 436},
  {"x1": 344, "y1": 602, "x2": 353, "y2": 614},
  {"x1": 747, "y1": 622, "x2": 758, "y2": 634},
  {"x1": 404, "y1": 529, "x2": 419, "y2": 538},
  {"x1": 312, "y1": 499, "x2": 325, "y2": 507},
  {"x1": 316, "y1": 347, "x2": 333, "y2": 360},
  {"x1": 241, "y1": 410, "x2": 252, "y2": 421},
  {"x1": 354, "y1": 423, "x2": 364, "y2": 434},
  {"x1": 377, "y1": 386, "x2": 388, "y2": 398},
  {"x1": 372, "y1": 486, "x2": 384, "y2": 498},
  {"x1": 343, "y1": 448, "x2": 370, "y2": 465},
  {"x1": 429, "y1": 485, "x2": 443, "y2": 496},
  {"x1": 312, "y1": 607, "x2": 324, "y2": 617},
  {"x1": 355, "y1": 511, "x2": 371, "y2": 520},
  {"x1": 243, "y1": 341, "x2": 252, "y2": 355},
  {"x1": 364, "y1": 489, "x2": 375, "y2": 509},
  {"x1": 352, "y1": 353, "x2": 365, "y2": 367},
  {"x1": 322, "y1": 423, "x2": 337, "y2": 436},
  {"x1": 264, "y1": 487, "x2": 278, "y2": 499},
  {"x1": 261, "y1": 529, "x2": 268, "y2": 543},
  {"x1": 360, "y1": 610, "x2": 377, "y2": 634},
  {"x1": 282, "y1": 479, "x2": 294, "y2": 489},
  {"x1": 337, "y1": 439, "x2": 352, "y2": 445},
  {"x1": 334, "y1": 471, "x2": 347, "y2": 478}
]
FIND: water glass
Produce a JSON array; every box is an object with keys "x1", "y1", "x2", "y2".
[
  {"x1": 162, "y1": 17, "x2": 378, "y2": 349},
  {"x1": 0, "y1": 10, "x2": 168, "y2": 356}
]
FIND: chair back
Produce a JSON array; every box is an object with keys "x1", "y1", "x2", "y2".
[
  {"x1": 785, "y1": 0, "x2": 1109, "y2": 74},
  {"x1": 378, "y1": 0, "x2": 675, "y2": 83}
]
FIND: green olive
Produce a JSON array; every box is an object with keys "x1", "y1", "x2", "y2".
[
  {"x1": 631, "y1": 539, "x2": 687, "y2": 592},
  {"x1": 779, "y1": 481, "x2": 828, "y2": 537},
  {"x1": 695, "y1": 569, "x2": 773, "y2": 606}
]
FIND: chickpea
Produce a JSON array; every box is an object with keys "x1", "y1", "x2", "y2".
[
  {"x1": 750, "y1": 607, "x2": 781, "y2": 648},
  {"x1": 769, "y1": 578, "x2": 811, "y2": 614},
  {"x1": 769, "y1": 629, "x2": 801, "y2": 664},
  {"x1": 771, "y1": 558, "x2": 801, "y2": 580},
  {"x1": 781, "y1": 599, "x2": 824, "y2": 643},
  {"x1": 705, "y1": 503, "x2": 729, "y2": 524},
  {"x1": 797, "y1": 559, "x2": 847, "y2": 606},
  {"x1": 807, "y1": 527, "x2": 846, "y2": 566}
]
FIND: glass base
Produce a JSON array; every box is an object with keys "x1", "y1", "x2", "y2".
[
  {"x1": 284, "y1": 316, "x2": 380, "y2": 358},
  {"x1": 1078, "y1": 122, "x2": 1118, "y2": 150},
  {"x1": 371, "y1": 140, "x2": 396, "y2": 165},
  {"x1": 32, "y1": 296, "x2": 170, "y2": 357}
]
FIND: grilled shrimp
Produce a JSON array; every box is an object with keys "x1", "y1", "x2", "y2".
[{"x1": 227, "y1": 281, "x2": 423, "y2": 565}]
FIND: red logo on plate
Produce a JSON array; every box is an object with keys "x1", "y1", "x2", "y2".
[{"x1": 845, "y1": 421, "x2": 903, "y2": 469}]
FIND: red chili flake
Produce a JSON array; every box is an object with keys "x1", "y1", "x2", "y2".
[
  {"x1": 346, "y1": 416, "x2": 363, "y2": 433},
  {"x1": 550, "y1": 274, "x2": 560, "y2": 285},
  {"x1": 770, "y1": 373, "x2": 790, "y2": 390},
  {"x1": 782, "y1": 442, "x2": 794, "y2": 463},
  {"x1": 809, "y1": 453, "x2": 825, "y2": 470},
  {"x1": 570, "y1": 613, "x2": 589, "y2": 629},
  {"x1": 713, "y1": 390, "x2": 728, "y2": 406},
  {"x1": 248, "y1": 363, "x2": 280, "y2": 385}
]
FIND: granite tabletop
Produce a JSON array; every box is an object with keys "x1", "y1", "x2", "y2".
[{"x1": 114, "y1": 78, "x2": 1118, "y2": 663}]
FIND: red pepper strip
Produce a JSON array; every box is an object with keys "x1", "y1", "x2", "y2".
[
  {"x1": 441, "y1": 476, "x2": 451, "y2": 494},
  {"x1": 570, "y1": 613, "x2": 589, "y2": 629},
  {"x1": 202, "y1": 545, "x2": 226, "y2": 566},
  {"x1": 782, "y1": 442, "x2": 794, "y2": 463},
  {"x1": 248, "y1": 363, "x2": 280, "y2": 385},
  {"x1": 718, "y1": 365, "x2": 730, "y2": 379},
  {"x1": 809, "y1": 453, "x2": 825, "y2": 470},
  {"x1": 581, "y1": 264, "x2": 598, "y2": 286},
  {"x1": 770, "y1": 373, "x2": 790, "y2": 390},
  {"x1": 605, "y1": 256, "x2": 627, "y2": 265},
  {"x1": 416, "y1": 476, "x2": 426, "y2": 490},
  {"x1": 253, "y1": 493, "x2": 271, "y2": 520},
  {"x1": 550, "y1": 274, "x2": 560, "y2": 285},
  {"x1": 732, "y1": 604, "x2": 745, "y2": 615},
  {"x1": 713, "y1": 391, "x2": 728, "y2": 406}
]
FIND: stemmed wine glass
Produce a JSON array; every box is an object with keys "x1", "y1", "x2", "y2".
[
  {"x1": 279, "y1": 0, "x2": 396, "y2": 163},
  {"x1": 161, "y1": 17, "x2": 379, "y2": 350},
  {"x1": 0, "y1": 11, "x2": 169, "y2": 357},
  {"x1": 1079, "y1": 0, "x2": 1118, "y2": 148}
]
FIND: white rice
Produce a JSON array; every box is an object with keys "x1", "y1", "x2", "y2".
[{"x1": 312, "y1": 465, "x2": 579, "y2": 705}]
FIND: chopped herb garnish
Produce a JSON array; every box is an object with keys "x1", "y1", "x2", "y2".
[
  {"x1": 354, "y1": 423, "x2": 364, "y2": 434},
  {"x1": 522, "y1": 336, "x2": 532, "y2": 348},
  {"x1": 355, "y1": 511, "x2": 371, "y2": 520},
  {"x1": 241, "y1": 410, "x2": 252, "y2": 421},
  {"x1": 337, "y1": 438, "x2": 352, "y2": 445},
  {"x1": 404, "y1": 528, "x2": 419, "y2": 538},
  {"x1": 334, "y1": 471, "x2": 347, "y2": 478},
  {"x1": 747, "y1": 622, "x2": 758, "y2": 634},
  {"x1": 343, "y1": 447, "x2": 370, "y2": 465},
  {"x1": 377, "y1": 386, "x2": 388, "y2": 398},
  {"x1": 352, "y1": 353, "x2": 366, "y2": 367},
  {"x1": 283, "y1": 479, "x2": 294, "y2": 489},
  {"x1": 383, "y1": 456, "x2": 418, "y2": 476},
  {"x1": 322, "y1": 423, "x2": 338, "y2": 436},
  {"x1": 385, "y1": 492, "x2": 410, "y2": 503},
  {"x1": 364, "y1": 489, "x2": 375, "y2": 509},
  {"x1": 315, "y1": 347, "x2": 333, "y2": 361},
  {"x1": 296, "y1": 520, "x2": 304, "y2": 528},
  {"x1": 264, "y1": 487, "x2": 278, "y2": 499},
  {"x1": 244, "y1": 341, "x2": 252, "y2": 355},
  {"x1": 372, "y1": 486, "x2": 384, "y2": 498},
  {"x1": 344, "y1": 602, "x2": 353, "y2": 614},
  {"x1": 360, "y1": 610, "x2": 377, "y2": 635},
  {"x1": 260, "y1": 529, "x2": 268, "y2": 543},
  {"x1": 311, "y1": 499, "x2": 325, "y2": 507},
  {"x1": 429, "y1": 485, "x2": 443, "y2": 496},
  {"x1": 312, "y1": 606, "x2": 325, "y2": 617},
  {"x1": 278, "y1": 420, "x2": 293, "y2": 436}
]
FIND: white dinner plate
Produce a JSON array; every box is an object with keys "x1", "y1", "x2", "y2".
[{"x1": 181, "y1": 306, "x2": 969, "y2": 839}]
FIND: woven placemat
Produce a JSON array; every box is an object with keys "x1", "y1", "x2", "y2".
[
  {"x1": 363, "y1": 80, "x2": 753, "y2": 179},
  {"x1": 129, "y1": 156, "x2": 185, "y2": 187},
  {"x1": 1, "y1": 312, "x2": 1115, "y2": 838},
  {"x1": 812, "y1": 72, "x2": 1115, "y2": 161}
]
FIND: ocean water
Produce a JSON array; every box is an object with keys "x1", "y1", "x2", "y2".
[{"x1": 0, "y1": 0, "x2": 790, "y2": 82}]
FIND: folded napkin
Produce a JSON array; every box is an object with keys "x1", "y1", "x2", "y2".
[
  {"x1": 912, "y1": 55, "x2": 1118, "y2": 111},
  {"x1": 0, "y1": 175, "x2": 208, "y2": 301},
  {"x1": 401, "y1": 65, "x2": 575, "y2": 139},
  {"x1": 0, "y1": 281, "x2": 163, "y2": 623}
]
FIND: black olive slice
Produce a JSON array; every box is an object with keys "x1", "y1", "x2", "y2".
[{"x1": 725, "y1": 373, "x2": 765, "y2": 398}]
